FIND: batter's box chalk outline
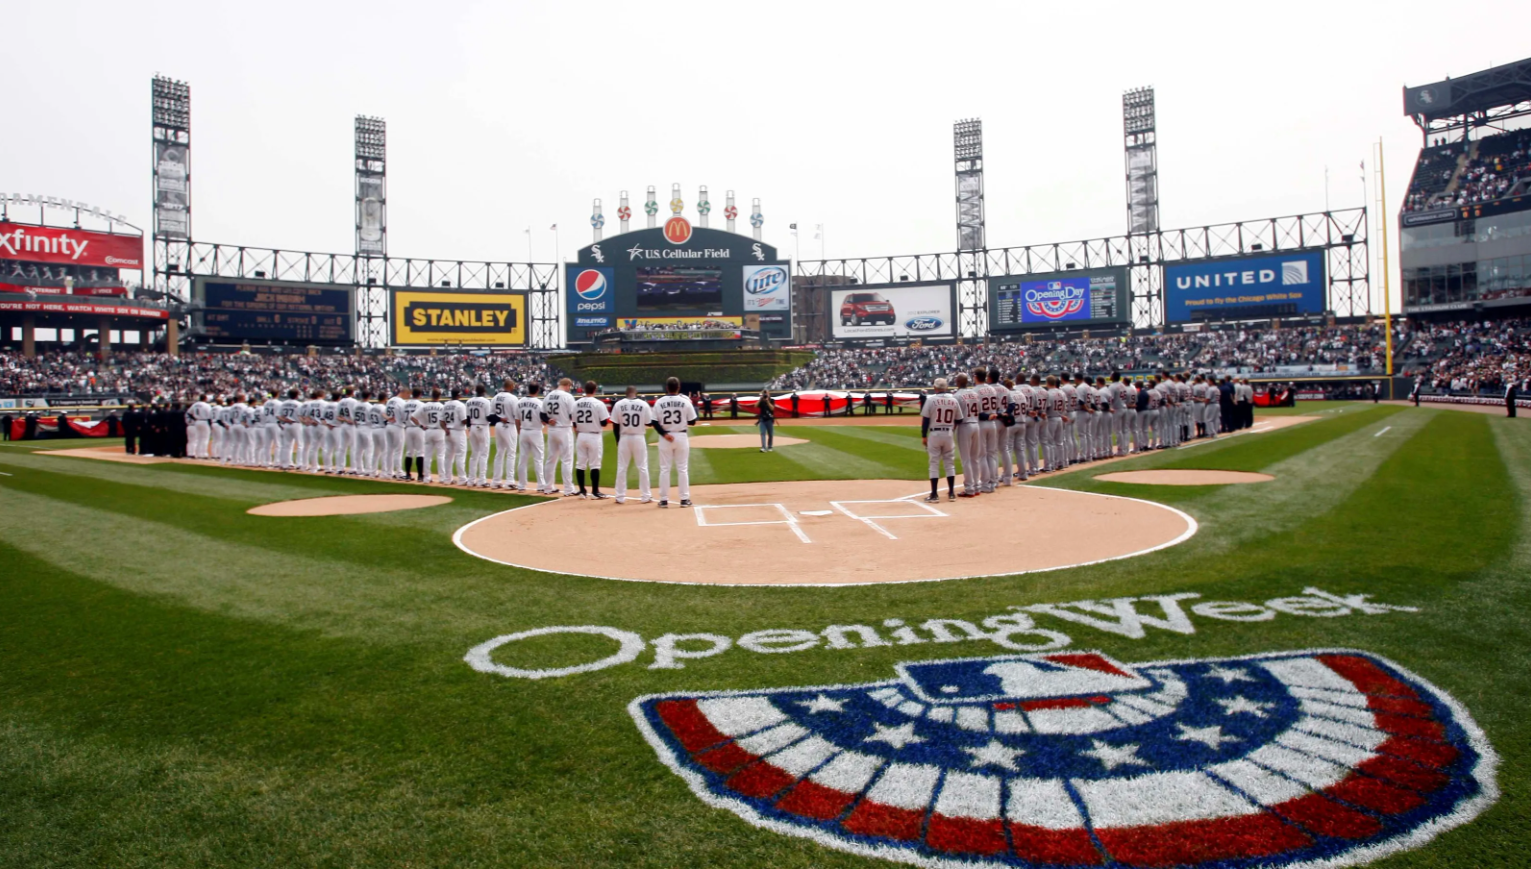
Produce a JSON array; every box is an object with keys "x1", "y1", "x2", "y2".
[
  {"x1": 694, "y1": 502, "x2": 811, "y2": 543},
  {"x1": 830, "y1": 496, "x2": 947, "y2": 540}
]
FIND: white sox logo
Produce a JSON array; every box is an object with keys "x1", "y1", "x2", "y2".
[
  {"x1": 631, "y1": 649, "x2": 1496, "y2": 869},
  {"x1": 752, "y1": 243, "x2": 765, "y2": 262},
  {"x1": 590, "y1": 244, "x2": 605, "y2": 264}
]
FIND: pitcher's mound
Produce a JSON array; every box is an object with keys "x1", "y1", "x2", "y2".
[
  {"x1": 249, "y1": 494, "x2": 453, "y2": 517},
  {"x1": 454, "y1": 479, "x2": 1194, "y2": 585},
  {"x1": 690, "y1": 434, "x2": 808, "y2": 449},
  {"x1": 1097, "y1": 469, "x2": 1274, "y2": 486}
]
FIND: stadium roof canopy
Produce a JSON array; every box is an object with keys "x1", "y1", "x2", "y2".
[{"x1": 1404, "y1": 57, "x2": 1531, "y2": 134}]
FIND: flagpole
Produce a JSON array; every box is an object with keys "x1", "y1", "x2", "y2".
[{"x1": 525, "y1": 227, "x2": 532, "y2": 263}]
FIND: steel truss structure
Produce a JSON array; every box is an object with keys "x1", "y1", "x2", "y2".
[
  {"x1": 354, "y1": 116, "x2": 388, "y2": 347},
  {"x1": 1404, "y1": 57, "x2": 1531, "y2": 145},
  {"x1": 151, "y1": 76, "x2": 192, "y2": 306},
  {"x1": 953, "y1": 119, "x2": 987, "y2": 336},
  {"x1": 177, "y1": 242, "x2": 560, "y2": 348},
  {"x1": 794, "y1": 207, "x2": 1370, "y2": 332}
]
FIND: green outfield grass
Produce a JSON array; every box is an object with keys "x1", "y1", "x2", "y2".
[{"x1": 1, "y1": 403, "x2": 1527, "y2": 867}]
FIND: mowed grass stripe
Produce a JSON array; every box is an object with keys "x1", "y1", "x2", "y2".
[{"x1": 0, "y1": 450, "x2": 368, "y2": 504}]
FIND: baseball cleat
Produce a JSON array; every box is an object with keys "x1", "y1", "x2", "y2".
[
  {"x1": 579, "y1": 493, "x2": 589, "y2": 500},
  {"x1": 923, "y1": 494, "x2": 941, "y2": 503},
  {"x1": 593, "y1": 493, "x2": 610, "y2": 500},
  {"x1": 639, "y1": 498, "x2": 653, "y2": 504},
  {"x1": 948, "y1": 492, "x2": 957, "y2": 501},
  {"x1": 657, "y1": 500, "x2": 668, "y2": 508},
  {"x1": 679, "y1": 500, "x2": 693, "y2": 508},
  {"x1": 614, "y1": 498, "x2": 625, "y2": 505}
]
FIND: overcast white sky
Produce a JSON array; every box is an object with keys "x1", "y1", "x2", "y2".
[{"x1": 5, "y1": 0, "x2": 1529, "y2": 310}]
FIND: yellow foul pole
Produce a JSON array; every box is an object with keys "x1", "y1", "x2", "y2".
[{"x1": 1377, "y1": 138, "x2": 1394, "y2": 382}]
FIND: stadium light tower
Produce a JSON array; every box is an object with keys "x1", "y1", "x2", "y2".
[
  {"x1": 355, "y1": 115, "x2": 387, "y2": 347},
  {"x1": 954, "y1": 119, "x2": 986, "y2": 337},
  {"x1": 1123, "y1": 87, "x2": 1161, "y2": 326},
  {"x1": 151, "y1": 76, "x2": 191, "y2": 319}
]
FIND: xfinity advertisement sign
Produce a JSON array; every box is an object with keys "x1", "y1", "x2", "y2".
[
  {"x1": 1164, "y1": 250, "x2": 1327, "y2": 322},
  {"x1": 832, "y1": 283, "x2": 955, "y2": 341}
]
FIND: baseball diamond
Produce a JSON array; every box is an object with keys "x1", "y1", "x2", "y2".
[{"x1": 6, "y1": 25, "x2": 1531, "y2": 869}]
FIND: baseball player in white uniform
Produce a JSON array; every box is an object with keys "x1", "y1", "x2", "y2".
[
  {"x1": 465, "y1": 385, "x2": 494, "y2": 487},
  {"x1": 364, "y1": 393, "x2": 388, "y2": 477},
  {"x1": 415, "y1": 389, "x2": 447, "y2": 483},
  {"x1": 610, "y1": 385, "x2": 653, "y2": 504},
  {"x1": 255, "y1": 393, "x2": 279, "y2": 467},
  {"x1": 187, "y1": 395, "x2": 213, "y2": 459},
  {"x1": 277, "y1": 389, "x2": 302, "y2": 469},
  {"x1": 953, "y1": 373, "x2": 983, "y2": 496},
  {"x1": 225, "y1": 395, "x2": 249, "y2": 466},
  {"x1": 652, "y1": 376, "x2": 698, "y2": 507},
  {"x1": 516, "y1": 384, "x2": 546, "y2": 493},
  {"x1": 442, "y1": 390, "x2": 469, "y2": 486},
  {"x1": 920, "y1": 377, "x2": 963, "y2": 502},
  {"x1": 489, "y1": 379, "x2": 519, "y2": 489},
  {"x1": 385, "y1": 387, "x2": 409, "y2": 479},
  {"x1": 320, "y1": 391, "x2": 344, "y2": 472},
  {"x1": 208, "y1": 398, "x2": 227, "y2": 461},
  {"x1": 573, "y1": 380, "x2": 612, "y2": 499},
  {"x1": 541, "y1": 378, "x2": 577, "y2": 497},
  {"x1": 335, "y1": 389, "x2": 361, "y2": 474}
]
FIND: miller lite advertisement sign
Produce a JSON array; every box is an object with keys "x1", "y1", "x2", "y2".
[{"x1": 565, "y1": 224, "x2": 789, "y2": 344}]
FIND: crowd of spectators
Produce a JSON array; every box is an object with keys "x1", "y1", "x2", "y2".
[
  {"x1": 1401, "y1": 129, "x2": 1531, "y2": 214},
  {"x1": 769, "y1": 324, "x2": 1399, "y2": 390},
  {"x1": 0, "y1": 349, "x2": 566, "y2": 403},
  {"x1": 1401, "y1": 318, "x2": 1531, "y2": 395},
  {"x1": 5, "y1": 317, "x2": 1531, "y2": 402}
]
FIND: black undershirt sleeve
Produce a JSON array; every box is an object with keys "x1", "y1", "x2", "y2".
[{"x1": 921, "y1": 417, "x2": 930, "y2": 437}]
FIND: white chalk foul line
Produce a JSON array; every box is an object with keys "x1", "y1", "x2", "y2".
[
  {"x1": 1375, "y1": 426, "x2": 1393, "y2": 437},
  {"x1": 695, "y1": 502, "x2": 811, "y2": 544}
]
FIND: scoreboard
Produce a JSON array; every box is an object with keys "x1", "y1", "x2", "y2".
[
  {"x1": 988, "y1": 266, "x2": 1129, "y2": 332},
  {"x1": 194, "y1": 278, "x2": 353, "y2": 344}
]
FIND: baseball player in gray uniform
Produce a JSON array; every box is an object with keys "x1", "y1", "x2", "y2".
[
  {"x1": 921, "y1": 377, "x2": 963, "y2": 502},
  {"x1": 1025, "y1": 375, "x2": 1046, "y2": 476},
  {"x1": 573, "y1": 380, "x2": 611, "y2": 499},
  {"x1": 490, "y1": 379, "x2": 520, "y2": 489},
  {"x1": 541, "y1": 378, "x2": 577, "y2": 496},
  {"x1": 998, "y1": 376, "x2": 1020, "y2": 485},
  {"x1": 516, "y1": 383, "x2": 546, "y2": 493},
  {"x1": 652, "y1": 377, "x2": 698, "y2": 507},
  {"x1": 952, "y1": 373, "x2": 983, "y2": 496},
  {"x1": 611, "y1": 385, "x2": 653, "y2": 504},
  {"x1": 975, "y1": 369, "x2": 1000, "y2": 493}
]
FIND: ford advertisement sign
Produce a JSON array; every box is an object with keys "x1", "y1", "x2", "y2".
[
  {"x1": 1164, "y1": 250, "x2": 1327, "y2": 322},
  {"x1": 567, "y1": 266, "x2": 614, "y2": 314},
  {"x1": 831, "y1": 283, "x2": 954, "y2": 341},
  {"x1": 741, "y1": 264, "x2": 790, "y2": 311}
]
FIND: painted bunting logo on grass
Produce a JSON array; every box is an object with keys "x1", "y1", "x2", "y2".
[{"x1": 630, "y1": 649, "x2": 1497, "y2": 869}]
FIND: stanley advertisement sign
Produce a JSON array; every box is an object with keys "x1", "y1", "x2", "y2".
[{"x1": 391, "y1": 290, "x2": 527, "y2": 346}]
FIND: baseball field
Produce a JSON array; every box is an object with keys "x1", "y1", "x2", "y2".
[{"x1": 1, "y1": 403, "x2": 1526, "y2": 868}]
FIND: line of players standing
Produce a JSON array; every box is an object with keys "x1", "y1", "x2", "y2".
[
  {"x1": 918, "y1": 367, "x2": 1240, "y2": 502},
  {"x1": 179, "y1": 376, "x2": 704, "y2": 507}
]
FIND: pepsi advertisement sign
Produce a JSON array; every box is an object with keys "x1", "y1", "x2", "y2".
[
  {"x1": 989, "y1": 267, "x2": 1127, "y2": 332},
  {"x1": 741, "y1": 264, "x2": 790, "y2": 311},
  {"x1": 567, "y1": 266, "x2": 614, "y2": 314},
  {"x1": 1165, "y1": 250, "x2": 1326, "y2": 322}
]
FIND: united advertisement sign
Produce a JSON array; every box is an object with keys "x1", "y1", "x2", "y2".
[{"x1": 1165, "y1": 251, "x2": 1327, "y2": 322}]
